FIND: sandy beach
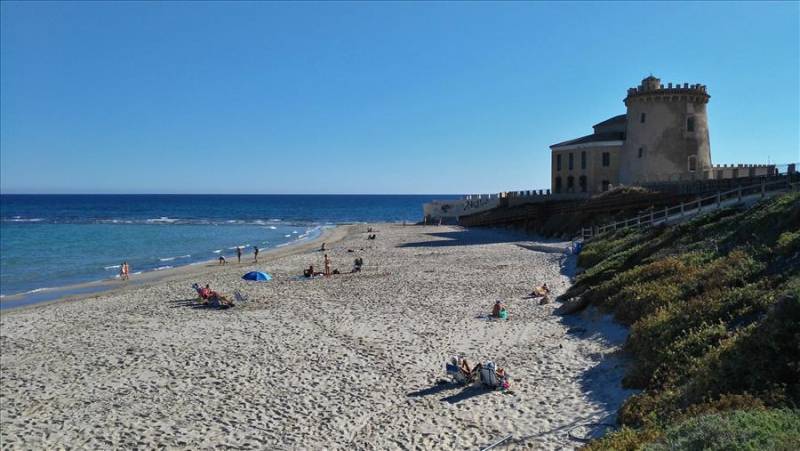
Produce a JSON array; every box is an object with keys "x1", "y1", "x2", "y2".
[{"x1": 0, "y1": 224, "x2": 632, "y2": 449}]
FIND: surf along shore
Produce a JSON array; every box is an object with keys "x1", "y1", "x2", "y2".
[{"x1": 0, "y1": 223, "x2": 632, "y2": 449}]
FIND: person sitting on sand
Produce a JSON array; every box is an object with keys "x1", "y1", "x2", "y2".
[
  {"x1": 352, "y1": 257, "x2": 363, "y2": 273},
  {"x1": 492, "y1": 300, "x2": 507, "y2": 318}
]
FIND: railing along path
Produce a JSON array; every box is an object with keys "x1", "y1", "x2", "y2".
[{"x1": 581, "y1": 178, "x2": 796, "y2": 240}]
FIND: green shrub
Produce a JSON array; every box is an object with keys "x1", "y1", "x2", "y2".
[
  {"x1": 572, "y1": 193, "x2": 800, "y2": 448},
  {"x1": 643, "y1": 409, "x2": 800, "y2": 451}
]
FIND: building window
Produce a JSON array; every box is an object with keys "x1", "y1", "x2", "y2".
[
  {"x1": 717, "y1": 170, "x2": 723, "y2": 179},
  {"x1": 581, "y1": 151, "x2": 586, "y2": 169},
  {"x1": 568, "y1": 153, "x2": 574, "y2": 170},
  {"x1": 555, "y1": 176, "x2": 562, "y2": 193},
  {"x1": 640, "y1": 113, "x2": 646, "y2": 123},
  {"x1": 579, "y1": 175, "x2": 587, "y2": 193},
  {"x1": 567, "y1": 176, "x2": 574, "y2": 192},
  {"x1": 602, "y1": 152, "x2": 610, "y2": 167},
  {"x1": 602, "y1": 180, "x2": 610, "y2": 192},
  {"x1": 688, "y1": 155, "x2": 697, "y2": 172},
  {"x1": 638, "y1": 147, "x2": 644, "y2": 158},
  {"x1": 687, "y1": 116, "x2": 695, "y2": 132},
  {"x1": 556, "y1": 154, "x2": 561, "y2": 171}
]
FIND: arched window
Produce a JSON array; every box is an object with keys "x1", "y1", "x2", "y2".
[
  {"x1": 688, "y1": 155, "x2": 697, "y2": 172},
  {"x1": 602, "y1": 180, "x2": 610, "y2": 192},
  {"x1": 579, "y1": 175, "x2": 587, "y2": 193},
  {"x1": 687, "y1": 116, "x2": 695, "y2": 132},
  {"x1": 567, "y1": 176, "x2": 575, "y2": 192},
  {"x1": 555, "y1": 177, "x2": 562, "y2": 193}
]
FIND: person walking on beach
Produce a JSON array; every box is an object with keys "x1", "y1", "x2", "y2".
[
  {"x1": 253, "y1": 246, "x2": 259, "y2": 263},
  {"x1": 120, "y1": 261, "x2": 130, "y2": 281},
  {"x1": 324, "y1": 254, "x2": 331, "y2": 276},
  {"x1": 236, "y1": 246, "x2": 242, "y2": 263}
]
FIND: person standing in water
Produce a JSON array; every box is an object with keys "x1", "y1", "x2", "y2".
[
  {"x1": 236, "y1": 246, "x2": 242, "y2": 263},
  {"x1": 324, "y1": 254, "x2": 331, "y2": 276},
  {"x1": 120, "y1": 261, "x2": 130, "y2": 280},
  {"x1": 253, "y1": 246, "x2": 259, "y2": 263}
]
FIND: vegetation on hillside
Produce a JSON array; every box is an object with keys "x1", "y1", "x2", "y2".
[{"x1": 564, "y1": 191, "x2": 800, "y2": 450}]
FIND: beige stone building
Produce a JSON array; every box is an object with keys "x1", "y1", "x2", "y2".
[{"x1": 551, "y1": 75, "x2": 715, "y2": 194}]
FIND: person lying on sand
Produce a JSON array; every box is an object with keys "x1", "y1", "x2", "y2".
[{"x1": 530, "y1": 283, "x2": 550, "y2": 297}]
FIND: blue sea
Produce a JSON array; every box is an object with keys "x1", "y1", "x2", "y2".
[{"x1": 0, "y1": 195, "x2": 458, "y2": 302}]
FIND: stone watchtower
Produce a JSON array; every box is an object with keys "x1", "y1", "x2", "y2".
[{"x1": 620, "y1": 75, "x2": 713, "y2": 184}]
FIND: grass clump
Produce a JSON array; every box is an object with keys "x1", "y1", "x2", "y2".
[{"x1": 572, "y1": 192, "x2": 800, "y2": 449}]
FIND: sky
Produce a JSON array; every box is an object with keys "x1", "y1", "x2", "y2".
[{"x1": 1, "y1": 1, "x2": 798, "y2": 194}]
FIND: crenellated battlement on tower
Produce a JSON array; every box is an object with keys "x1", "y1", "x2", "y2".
[{"x1": 625, "y1": 76, "x2": 710, "y2": 105}]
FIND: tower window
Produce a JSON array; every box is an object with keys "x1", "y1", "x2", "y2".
[
  {"x1": 638, "y1": 147, "x2": 644, "y2": 158},
  {"x1": 556, "y1": 154, "x2": 562, "y2": 171},
  {"x1": 555, "y1": 176, "x2": 562, "y2": 193},
  {"x1": 602, "y1": 152, "x2": 610, "y2": 167},
  {"x1": 568, "y1": 153, "x2": 574, "y2": 170},
  {"x1": 567, "y1": 176, "x2": 574, "y2": 192},
  {"x1": 640, "y1": 113, "x2": 646, "y2": 123},
  {"x1": 581, "y1": 151, "x2": 586, "y2": 169},
  {"x1": 602, "y1": 180, "x2": 610, "y2": 192},
  {"x1": 688, "y1": 155, "x2": 697, "y2": 172},
  {"x1": 579, "y1": 175, "x2": 587, "y2": 193},
  {"x1": 687, "y1": 116, "x2": 695, "y2": 132}
]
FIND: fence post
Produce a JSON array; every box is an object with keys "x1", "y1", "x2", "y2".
[
  {"x1": 716, "y1": 191, "x2": 721, "y2": 208},
  {"x1": 737, "y1": 186, "x2": 742, "y2": 201},
  {"x1": 664, "y1": 206, "x2": 668, "y2": 222},
  {"x1": 698, "y1": 199, "x2": 702, "y2": 213},
  {"x1": 650, "y1": 210, "x2": 654, "y2": 224},
  {"x1": 761, "y1": 178, "x2": 766, "y2": 198}
]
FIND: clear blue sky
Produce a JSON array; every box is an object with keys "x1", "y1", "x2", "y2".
[{"x1": 1, "y1": 1, "x2": 798, "y2": 194}]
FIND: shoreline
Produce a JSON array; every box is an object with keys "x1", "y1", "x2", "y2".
[{"x1": 0, "y1": 224, "x2": 349, "y2": 312}]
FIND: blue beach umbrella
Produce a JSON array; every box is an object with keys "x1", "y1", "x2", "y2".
[{"x1": 242, "y1": 271, "x2": 272, "y2": 281}]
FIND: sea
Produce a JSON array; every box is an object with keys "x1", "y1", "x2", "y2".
[{"x1": 0, "y1": 194, "x2": 459, "y2": 307}]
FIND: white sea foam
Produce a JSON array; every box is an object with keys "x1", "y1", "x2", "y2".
[
  {"x1": 161, "y1": 254, "x2": 191, "y2": 261},
  {"x1": 292, "y1": 231, "x2": 299, "y2": 234},
  {"x1": 268, "y1": 226, "x2": 277, "y2": 229},
  {"x1": 284, "y1": 234, "x2": 291, "y2": 238},
  {"x1": 24, "y1": 288, "x2": 49, "y2": 294},
  {"x1": 132, "y1": 271, "x2": 143, "y2": 275},
  {"x1": 146, "y1": 217, "x2": 179, "y2": 224},
  {"x1": 104, "y1": 265, "x2": 121, "y2": 270},
  {"x1": 5, "y1": 217, "x2": 45, "y2": 223},
  {"x1": 154, "y1": 266, "x2": 172, "y2": 271},
  {"x1": 213, "y1": 249, "x2": 222, "y2": 254}
]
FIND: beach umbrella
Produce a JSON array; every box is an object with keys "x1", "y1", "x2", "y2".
[{"x1": 242, "y1": 271, "x2": 272, "y2": 281}]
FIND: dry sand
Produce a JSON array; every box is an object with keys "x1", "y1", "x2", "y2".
[{"x1": 0, "y1": 224, "x2": 633, "y2": 450}]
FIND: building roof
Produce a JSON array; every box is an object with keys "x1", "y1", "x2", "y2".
[
  {"x1": 592, "y1": 114, "x2": 626, "y2": 129},
  {"x1": 550, "y1": 131, "x2": 625, "y2": 150}
]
